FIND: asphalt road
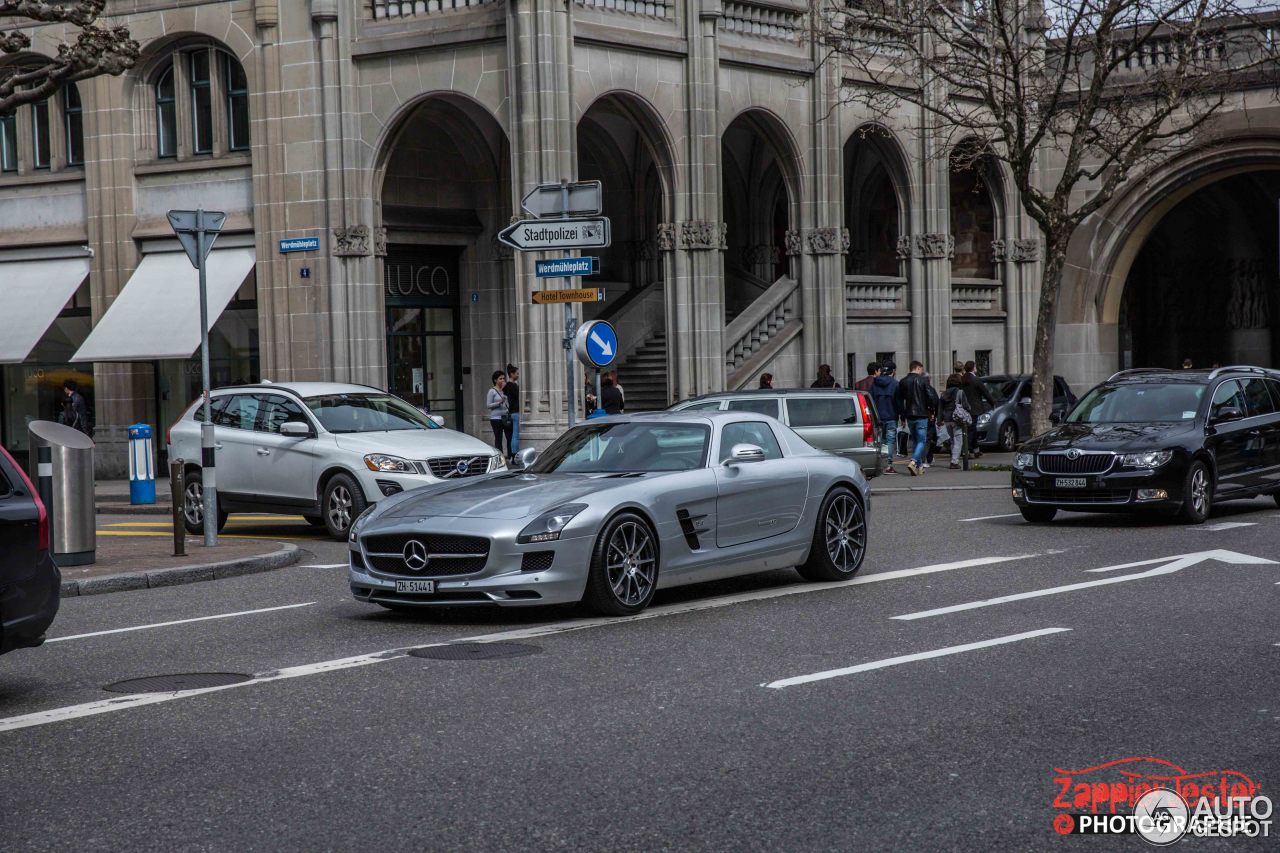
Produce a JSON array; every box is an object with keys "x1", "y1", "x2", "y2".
[{"x1": 3, "y1": 488, "x2": 1280, "y2": 851}]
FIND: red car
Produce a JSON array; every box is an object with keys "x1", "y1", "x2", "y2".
[{"x1": 0, "y1": 447, "x2": 60, "y2": 655}]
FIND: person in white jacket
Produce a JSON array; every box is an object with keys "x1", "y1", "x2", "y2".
[{"x1": 486, "y1": 370, "x2": 510, "y2": 455}]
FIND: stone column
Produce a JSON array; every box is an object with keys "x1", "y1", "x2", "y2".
[{"x1": 916, "y1": 30, "x2": 952, "y2": 381}]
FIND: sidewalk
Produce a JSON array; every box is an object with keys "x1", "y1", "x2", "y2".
[
  {"x1": 96, "y1": 478, "x2": 172, "y2": 515},
  {"x1": 869, "y1": 460, "x2": 1011, "y2": 493}
]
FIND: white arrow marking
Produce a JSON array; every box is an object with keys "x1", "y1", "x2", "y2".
[
  {"x1": 589, "y1": 329, "x2": 613, "y2": 358},
  {"x1": 892, "y1": 550, "x2": 1276, "y2": 621},
  {"x1": 1200, "y1": 522, "x2": 1257, "y2": 532}
]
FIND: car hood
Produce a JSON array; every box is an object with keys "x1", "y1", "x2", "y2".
[
  {"x1": 378, "y1": 473, "x2": 654, "y2": 521},
  {"x1": 330, "y1": 429, "x2": 495, "y2": 459},
  {"x1": 1021, "y1": 422, "x2": 1197, "y2": 452}
]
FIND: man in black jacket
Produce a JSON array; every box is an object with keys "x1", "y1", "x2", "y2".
[
  {"x1": 962, "y1": 361, "x2": 996, "y2": 458},
  {"x1": 894, "y1": 361, "x2": 938, "y2": 476}
]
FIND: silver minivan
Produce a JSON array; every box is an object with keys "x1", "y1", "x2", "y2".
[{"x1": 669, "y1": 389, "x2": 887, "y2": 477}]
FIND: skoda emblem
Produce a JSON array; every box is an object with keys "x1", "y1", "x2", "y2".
[
  {"x1": 456, "y1": 460, "x2": 470, "y2": 475},
  {"x1": 402, "y1": 539, "x2": 429, "y2": 571},
  {"x1": 1066, "y1": 449, "x2": 1081, "y2": 461}
]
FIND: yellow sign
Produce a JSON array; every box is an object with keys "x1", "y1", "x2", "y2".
[{"x1": 531, "y1": 288, "x2": 604, "y2": 304}]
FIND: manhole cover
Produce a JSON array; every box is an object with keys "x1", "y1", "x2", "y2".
[
  {"x1": 408, "y1": 642, "x2": 542, "y2": 661},
  {"x1": 104, "y1": 673, "x2": 253, "y2": 694}
]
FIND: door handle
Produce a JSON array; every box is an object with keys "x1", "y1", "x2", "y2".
[
  {"x1": 214, "y1": 442, "x2": 223, "y2": 450},
  {"x1": 257, "y1": 448, "x2": 271, "y2": 456}
]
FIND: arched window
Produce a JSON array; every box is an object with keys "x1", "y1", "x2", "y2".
[
  {"x1": 0, "y1": 64, "x2": 84, "y2": 175},
  {"x1": 156, "y1": 65, "x2": 177, "y2": 157},
  {"x1": 150, "y1": 45, "x2": 250, "y2": 161}
]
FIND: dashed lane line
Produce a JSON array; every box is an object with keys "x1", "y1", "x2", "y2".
[{"x1": 46, "y1": 603, "x2": 317, "y2": 644}]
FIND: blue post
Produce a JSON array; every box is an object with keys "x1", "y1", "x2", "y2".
[{"x1": 128, "y1": 423, "x2": 156, "y2": 505}]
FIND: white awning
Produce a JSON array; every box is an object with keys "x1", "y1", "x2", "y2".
[
  {"x1": 73, "y1": 247, "x2": 255, "y2": 362},
  {"x1": 0, "y1": 257, "x2": 90, "y2": 363}
]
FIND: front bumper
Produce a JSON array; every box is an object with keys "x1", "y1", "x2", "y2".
[
  {"x1": 351, "y1": 463, "x2": 506, "y2": 503},
  {"x1": 0, "y1": 551, "x2": 61, "y2": 655},
  {"x1": 348, "y1": 516, "x2": 594, "y2": 607},
  {"x1": 1012, "y1": 463, "x2": 1186, "y2": 512}
]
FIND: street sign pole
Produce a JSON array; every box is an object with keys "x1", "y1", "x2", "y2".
[
  {"x1": 561, "y1": 180, "x2": 577, "y2": 429},
  {"x1": 195, "y1": 211, "x2": 216, "y2": 547}
]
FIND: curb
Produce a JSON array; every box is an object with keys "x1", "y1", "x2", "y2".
[
  {"x1": 59, "y1": 543, "x2": 301, "y2": 598},
  {"x1": 872, "y1": 484, "x2": 1008, "y2": 494}
]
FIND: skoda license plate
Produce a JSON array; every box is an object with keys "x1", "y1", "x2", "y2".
[
  {"x1": 395, "y1": 580, "x2": 435, "y2": 594},
  {"x1": 1055, "y1": 477, "x2": 1087, "y2": 489}
]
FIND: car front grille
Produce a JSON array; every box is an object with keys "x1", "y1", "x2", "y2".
[
  {"x1": 362, "y1": 532, "x2": 490, "y2": 577},
  {"x1": 1036, "y1": 452, "x2": 1114, "y2": 475},
  {"x1": 1025, "y1": 488, "x2": 1131, "y2": 505},
  {"x1": 422, "y1": 455, "x2": 491, "y2": 479}
]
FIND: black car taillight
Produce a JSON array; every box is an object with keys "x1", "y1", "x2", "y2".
[{"x1": 4, "y1": 448, "x2": 48, "y2": 551}]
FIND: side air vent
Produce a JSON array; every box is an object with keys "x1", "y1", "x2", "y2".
[{"x1": 676, "y1": 508, "x2": 703, "y2": 550}]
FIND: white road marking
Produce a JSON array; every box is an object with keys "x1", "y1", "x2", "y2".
[
  {"x1": 958, "y1": 513, "x2": 1023, "y2": 522},
  {"x1": 301, "y1": 564, "x2": 347, "y2": 569},
  {"x1": 894, "y1": 550, "x2": 1277, "y2": 621},
  {"x1": 762, "y1": 628, "x2": 1072, "y2": 689},
  {"x1": 45, "y1": 603, "x2": 316, "y2": 644},
  {"x1": 1200, "y1": 522, "x2": 1257, "y2": 532},
  {"x1": 0, "y1": 553, "x2": 1048, "y2": 733}
]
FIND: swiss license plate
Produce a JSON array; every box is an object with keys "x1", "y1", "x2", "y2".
[
  {"x1": 395, "y1": 580, "x2": 435, "y2": 594},
  {"x1": 1055, "y1": 477, "x2": 1087, "y2": 489}
]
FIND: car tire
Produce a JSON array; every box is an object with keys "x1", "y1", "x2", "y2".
[
  {"x1": 322, "y1": 473, "x2": 367, "y2": 541},
  {"x1": 1178, "y1": 460, "x2": 1212, "y2": 524},
  {"x1": 181, "y1": 471, "x2": 229, "y2": 535},
  {"x1": 797, "y1": 487, "x2": 866, "y2": 582},
  {"x1": 999, "y1": 421, "x2": 1018, "y2": 453},
  {"x1": 1019, "y1": 506, "x2": 1057, "y2": 523},
  {"x1": 1274, "y1": 492, "x2": 1280, "y2": 508},
  {"x1": 583, "y1": 512, "x2": 658, "y2": 616}
]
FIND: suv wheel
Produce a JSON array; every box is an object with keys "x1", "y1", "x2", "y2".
[
  {"x1": 1020, "y1": 506, "x2": 1057, "y2": 523},
  {"x1": 999, "y1": 421, "x2": 1018, "y2": 452},
  {"x1": 182, "y1": 473, "x2": 229, "y2": 535},
  {"x1": 1178, "y1": 461, "x2": 1212, "y2": 524},
  {"x1": 322, "y1": 473, "x2": 367, "y2": 540}
]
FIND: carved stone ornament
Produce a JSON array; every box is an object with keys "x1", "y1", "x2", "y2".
[
  {"x1": 1010, "y1": 238, "x2": 1041, "y2": 263},
  {"x1": 894, "y1": 235, "x2": 913, "y2": 260},
  {"x1": 841, "y1": 227, "x2": 852, "y2": 254},
  {"x1": 784, "y1": 229, "x2": 803, "y2": 256},
  {"x1": 806, "y1": 227, "x2": 842, "y2": 255},
  {"x1": 990, "y1": 239, "x2": 1007, "y2": 263},
  {"x1": 914, "y1": 232, "x2": 954, "y2": 260},
  {"x1": 679, "y1": 220, "x2": 727, "y2": 251},
  {"x1": 656, "y1": 222, "x2": 677, "y2": 252},
  {"x1": 332, "y1": 225, "x2": 371, "y2": 257},
  {"x1": 373, "y1": 225, "x2": 388, "y2": 258}
]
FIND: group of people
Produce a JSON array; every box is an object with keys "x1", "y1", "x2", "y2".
[
  {"x1": 856, "y1": 359, "x2": 995, "y2": 475},
  {"x1": 584, "y1": 370, "x2": 625, "y2": 418},
  {"x1": 487, "y1": 365, "x2": 630, "y2": 461}
]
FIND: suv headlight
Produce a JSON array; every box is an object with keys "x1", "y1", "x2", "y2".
[
  {"x1": 517, "y1": 503, "x2": 588, "y2": 544},
  {"x1": 1121, "y1": 450, "x2": 1173, "y2": 469},
  {"x1": 489, "y1": 454, "x2": 507, "y2": 472},
  {"x1": 364, "y1": 453, "x2": 415, "y2": 473},
  {"x1": 976, "y1": 412, "x2": 992, "y2": 427},
  {"x1": 349, "y1": 504, "x2": 377, "y2": 542},
  {"x1": 1014, "y1": 452, "x2": 1035, "y2": 470}
]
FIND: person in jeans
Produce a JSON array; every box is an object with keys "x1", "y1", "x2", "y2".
[
  {"x1": 486, "y1": 370, "x2": 510, "y2": 455},
  {"x1": 940, "y1": 367, "x2": 972, "y2": 469},
  {"x1": 894, "y1": 361, "x2": 938, "y2": 476},
  {"x1": 503, "y1": 363, "x2": 521, "y2": 463},
  {"x1": 962, "y1": 360, "x2": 996, "y2": 458},
  {"x1": 870, "y1": 361, "x2": 900, "y2": 474}
]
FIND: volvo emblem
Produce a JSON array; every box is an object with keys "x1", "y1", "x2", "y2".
[
  {"x1": 1066, "y1": 449, "x2": 1081, "y2": 461},
  {"x1": 456, "y1": 460, "x2": 470, "y2": 475},
  {"x1": 402, "y1": 539, "x2": 429, "y2": 571}
]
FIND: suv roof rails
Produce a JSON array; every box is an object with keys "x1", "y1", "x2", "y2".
[
  {"x1": 1105, "y1": 368, "x2": 1170, "y2": 382},
  {"x1": 1206, "y1": 365, "x2": 1280, "y2": 381}
]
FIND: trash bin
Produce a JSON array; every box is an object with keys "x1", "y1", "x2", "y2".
[
  {"x1": 128, "y1": 423, "x2": 156, "y2": 505},
  {"x1": 27, "y1": 421, "x2": 96, "y2": 567}
]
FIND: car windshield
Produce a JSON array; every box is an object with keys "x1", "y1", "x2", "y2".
[
  {"x1": 530, "y1": 422, "x2": 710, "y2": 474},
  {"x1": 304, "y1": 394, "x2": 440, "y2": 433},
  {"x1": 983, "y1": 378, "x2": 1020, "y2": 403},
  {"x1": 1067, "y1": 383, "x2": 1205, "y2": 424}
]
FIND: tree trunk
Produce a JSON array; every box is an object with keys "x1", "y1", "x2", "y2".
[{"x1": 1030, "y1": 246, "x2": 1068, "y2": 437}]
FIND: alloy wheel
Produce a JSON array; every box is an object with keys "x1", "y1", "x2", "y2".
[
  {"x1": 327, "y1": 484, "x2": 353, "y2": 532},
  {"x1": 824, "y1": 493, "x2": 866, "y2": 573},
  {"x1": 605, "y1": 521, "x2": 656, "y2": 607},
  {"x1": 1190, "y1": 467, "x2": 1208, "y2": 516},
  {"x1": 184, "y1": 480, "x2": 203, "y2": 526}
]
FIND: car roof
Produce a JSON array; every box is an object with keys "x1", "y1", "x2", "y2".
[
  {"x1": 211, "y1": 382, "x2": 385, "y2": 398},
  {"x1": 603, "y1": 411, "x2": 788, "y2": 425},
  {"x1": 681, "y1": 387, "x2": 859, "y2": 401}
]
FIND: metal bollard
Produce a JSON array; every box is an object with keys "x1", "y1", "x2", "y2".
[
  {"x1": 962, "y1": 427, "x2": 971, "y2": 471},
  {"x1": 170, "y1": 460, "x2": 186, "y2": 557}
]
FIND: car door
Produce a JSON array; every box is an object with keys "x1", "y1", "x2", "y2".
[
  {"x1": 251, "y1": 394, "x2": 323, "y2": 504},
  {"x1": 1205, "y1": 380, "x2": 1252, "y2": 495},
  {"x1": 1014, "y1": 379, "x2": 1033, "y2": 437},
  {"x1": 1052, "y1": 377, "x2": 1073, "y2": 424},
  {"x1": 714, "y1": 421, "x2": 808, "y2": 547},
  {"x1": 1239, "y1": 377, "x2": 1279, "y2": 488},
  {"x1": 209, "y1": 393, "x2": 262, "y2": 498}
]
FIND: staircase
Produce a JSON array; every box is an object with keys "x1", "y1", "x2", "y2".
[
  {"x1": 724, "y1": 275, "x2": 802, "y2": 389},
  {"x1": 618, "y1": 330, "x2": 669, "y2": 411}
]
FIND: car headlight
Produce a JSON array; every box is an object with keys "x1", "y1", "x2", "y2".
[
  {"x1": 1014, "y1": 452, "x2": 1035, "y2": 470},
  {"x1": 977, "y1": 412, "x2": 992, "y2": 427},
  {"x1": 348, "y1": 504, "x2": 377, "y2": 542},
  {"x1": 517, "y1": 503, "x2": 588, "y2": 544},
  {"x1": 489, "y1": 454, "x2": 507, "y2": 472},
  {"x1": 1121, "y1": 450, "x2": 1173, "y2": 469},
  {"x1": 364, "y1": 453, "x2": 415, "y2": 473}
]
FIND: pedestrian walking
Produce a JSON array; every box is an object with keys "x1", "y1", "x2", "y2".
[
  {"x1": 59, "y1": 380, "x2": 91, "y2": 435},
  {"x1": 486, "y1": 370, "x2": 512, "y2": 455},
  {"x1": 609, "y1": 369, "x2": 626, "y2": 411},
  {"x1": 894, "y1": 361, "x2": 938, "y2": 476},
  {"x1": 503, "y1": 363, "x2": 521, "y2": 462},
  {"x1": 853, "y1": 362, "x2": 879, "y2": 393},
  {"x1": 940, "y1": 367, "x2": 972, "y2": 469},
  {"x1": 962, "y1": 360, "x2": 995, "y2": 458},
  {"x1": 600, "y1": 375, "x2": 624, "y2": 415},
  {"x1": 758, "y1": 373, "x2": 774, "y2": 389},
  {"x1": 810, "y1": 364, "x2": 841, "y2": 388},
  {"x1": 870, "y1": 361, "x2": 900, "y2": 474}
]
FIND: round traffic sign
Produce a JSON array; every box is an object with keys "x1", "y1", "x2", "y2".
[{"x1": 573, "y1": 320, "x2": 619, "y2": 369}]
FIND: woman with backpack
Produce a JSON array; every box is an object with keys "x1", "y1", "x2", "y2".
[{"x1": 941, "y1": 366, "x2": 973, "y2": 470}]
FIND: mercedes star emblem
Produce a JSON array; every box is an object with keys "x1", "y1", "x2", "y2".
[{"x1": 402, "y1": 539, "x2": 429, "y2": 571}]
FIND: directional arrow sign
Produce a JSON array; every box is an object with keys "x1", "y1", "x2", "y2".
[
  {"x1": 573, "y1": 319, "x2": 618, "y2": 369},
  {"x1": 521, "y1": 181, "x2": 603, "y2": 218},
  {"x1": 891, "y1": 549, "x2": 1277, "y2": 621},
  {"x1": 498, "y1": 217, "x2": 611, "y2": 251},
  {"x1": 167, "y1": 209, "x2": 226, "y2": 269}
]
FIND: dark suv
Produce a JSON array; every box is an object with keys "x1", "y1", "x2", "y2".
[
  {"x1": 1012, "y1": 366, "x2": 1280, "y2": 524},
  {"x1": 0, "y1": 446, "x2": 60, "y2": 655}
]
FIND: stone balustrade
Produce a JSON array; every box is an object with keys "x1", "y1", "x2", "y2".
[
  {"x1": 846, "y1": 275, "x2": 908, "y2": 316},
  {"x1": 370, "y1": 0, "x2": 498, "y2": 20},
  {"x1": 721, "y1": 1, "x2": 805, "y2": 41},
  {"x1": 575, "y1": 0, "x2": 671, "y2": 17}
]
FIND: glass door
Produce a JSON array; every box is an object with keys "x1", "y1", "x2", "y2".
[{"x1": 385, "y1": 247, "x2": 462, "y2": 429}]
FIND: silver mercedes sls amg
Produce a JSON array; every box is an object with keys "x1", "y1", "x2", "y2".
[{"x1": 347, "y1": 411, "x2": 870, "y2": 615}]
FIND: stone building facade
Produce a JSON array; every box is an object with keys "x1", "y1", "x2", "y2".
[{"x1": 2, "y1": 0, "x2": 1277, "y2": 474}]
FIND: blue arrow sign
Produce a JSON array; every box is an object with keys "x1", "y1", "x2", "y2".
[
  {"x1": 535, "y1": 257, "x2": 600, "y2": 278},
  {"x1": 574, "y1": 319, "x2": 618, "y2": 369},
  {"x1": 279, "y1": 236, "x2": 320, "y2": 253}
]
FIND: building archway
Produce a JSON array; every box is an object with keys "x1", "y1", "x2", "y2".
[
  {"x1": 844, "y1": 125, "x2": 909, "y2": 277},
  {"x1": 375, "y1": 93, "x2": 511, "y2": 431},
  {"x1": 949, "y1": 140, "x2": 1002, "y2": 281}
]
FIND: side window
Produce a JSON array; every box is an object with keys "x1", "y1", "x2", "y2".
[
  {"x1": 726, "y1": 398, "x2": 780, "y2": 418},
  {"x1": 720, "y1": 421, "x2": 784, "y2": 462},
  {"x1": 786, "y1": 397, "x2": 858, "y2": 428},
  {"x1": 683, "y1": 400, "x2": 725, "y2": 412},
  {"x1": 1210, "y1": 381, "x2": 1247, "y2": 419},
  {"x1": 1053, "y1": 378, "x2": 1069, "y2": 400},
  {"x1": 1240, "y1": 378, "x2": 1276, "y2": 418},
  {"x1": 193, "y1": 396, "x2": 228, "y2": 424},
  {"x1": 212, "y1": 395, "x2": 261, "y2": 430},
  {"x1": 259, "y1": 395, "x2": 308, "y2": 434},
  {"x1": 1268, "y1": 380, "x2": 1280, "y2": 411}
]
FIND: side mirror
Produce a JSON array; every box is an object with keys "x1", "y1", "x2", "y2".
[
  {"x1": 1019, "y1": 397, "x2": 1032, "y2": 406},
  {"x1": 1212, "y1": 406, "x2": 1244, "y2": 424},
  {"x1": 280, "y1": 421, "x2": 311, "y2": 438},
  {"x1": 518, "y1": 447, "x2": 538, "y2": 468},
  {"x1": 725, "y1": 443, "x2": 766, "y2": 465},
  {"x1": 428, "y1": 414, "x2": 445, "y2": 427},
  {"x1": 1050, "y1": 412, "x2": 1062, "y2": 425}
]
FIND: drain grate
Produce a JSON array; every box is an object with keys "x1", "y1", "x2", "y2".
[
  {"x1": 408, "y1": 642, "x2": 542, "y2": 661},
  {"x1": 104, "y1": 672, "x2": 254, "y2": 694}
]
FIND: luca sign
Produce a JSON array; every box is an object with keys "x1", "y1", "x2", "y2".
[{"x1": 279, "y1": 236, "x2": 320, "y2": 253}]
